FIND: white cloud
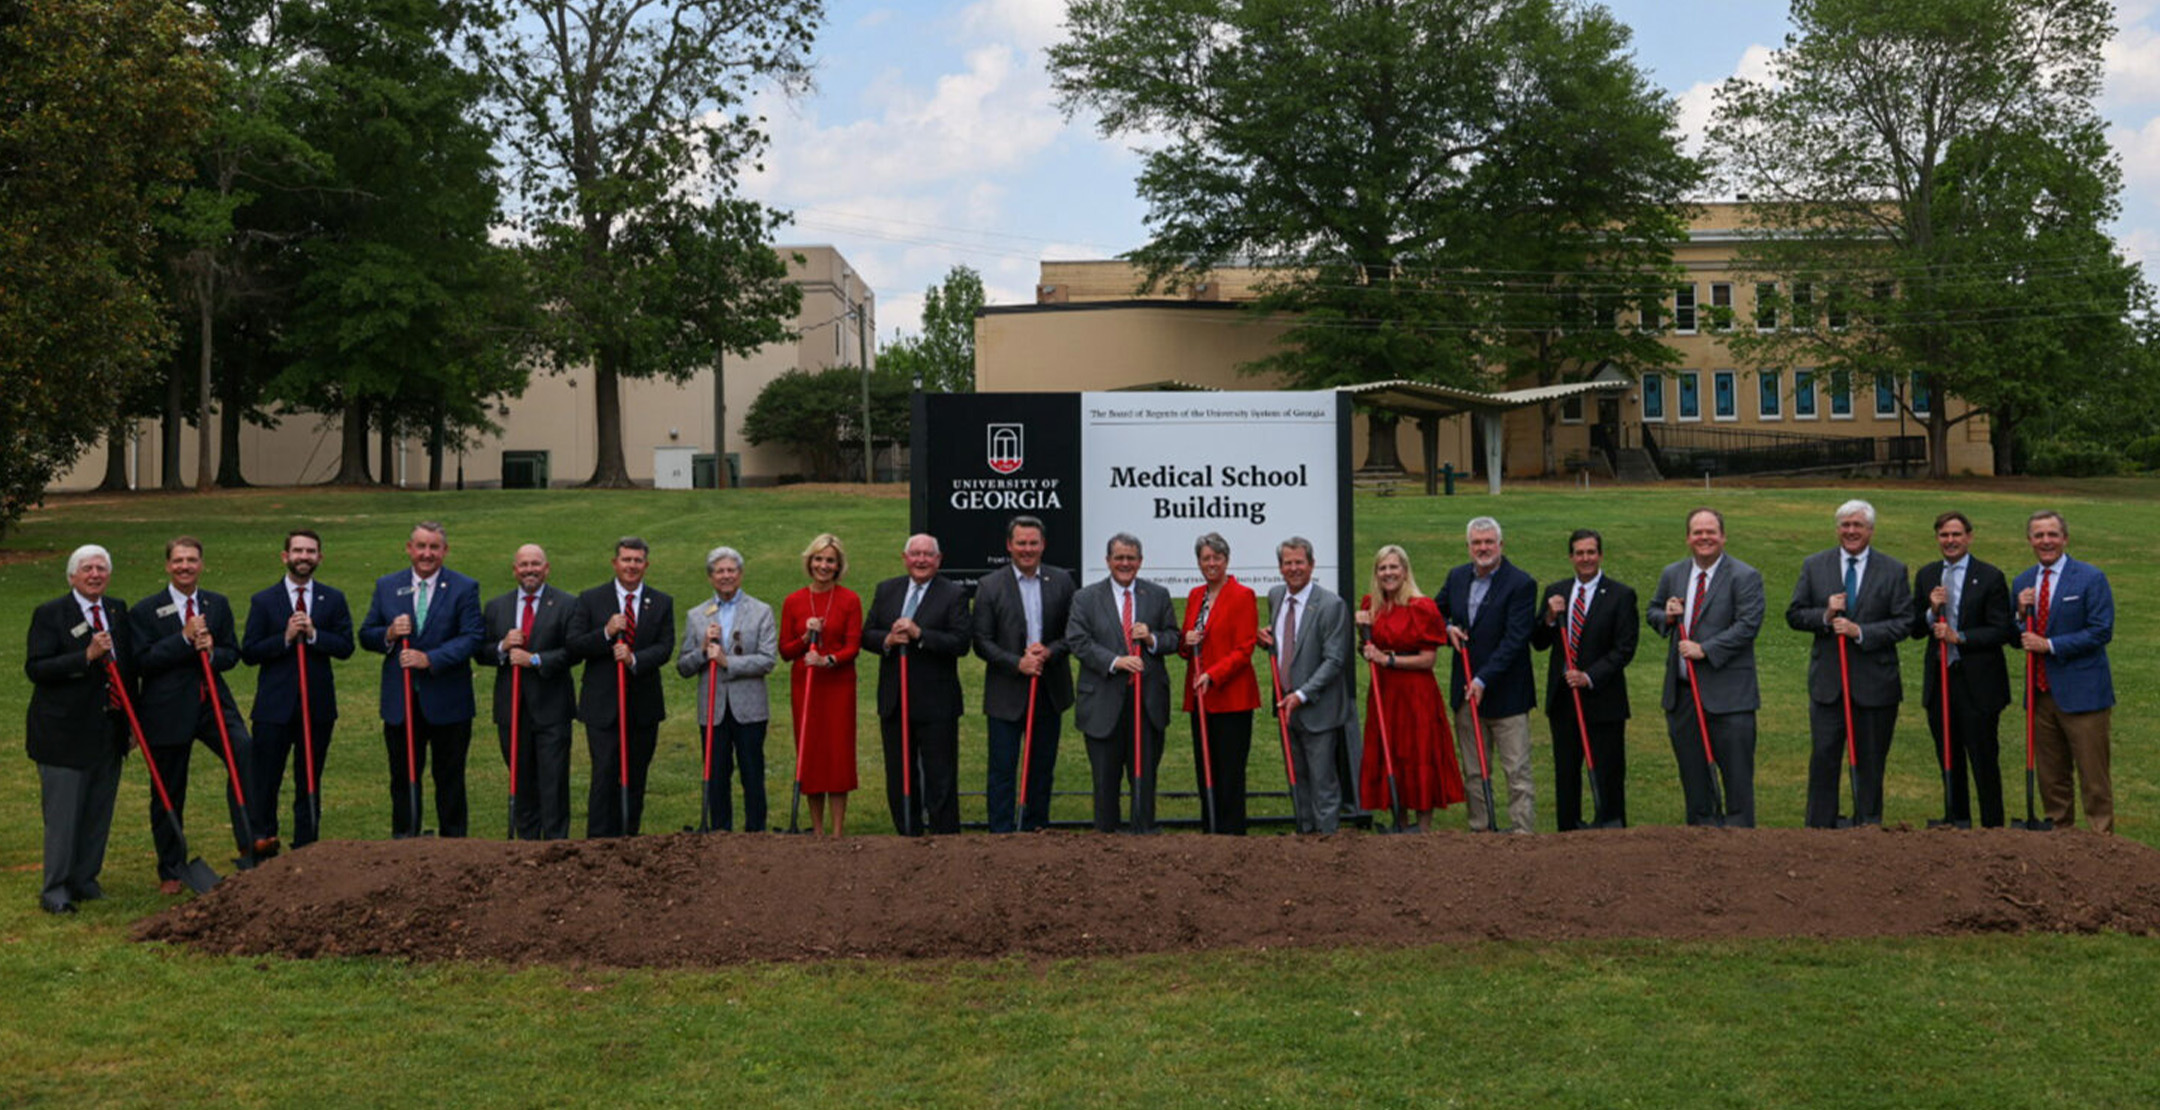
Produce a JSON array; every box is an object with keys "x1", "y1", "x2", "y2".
[
  {"x1": 960, "y1": 0, "x2": 1068, "y2": 54},
  {"x1": 1671, "y1": 44, "x2": 1777, "y2": 157},
  {"x1": 2110, "y1": 116, "x2": 2160, "y2": 200},
  {"x1": 2104, "y1": 21, "x2": 2160, "y2": 106}
]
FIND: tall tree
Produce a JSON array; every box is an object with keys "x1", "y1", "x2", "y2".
[
  {"x1": 475, "y1": 0, "x2": 819, "y2": 486},
  {"x1": 0, "y1": 0, "x2": 213, "y2": 534},
  {"x1": 1705, "y1": 0, "x2": 2137, "y2": 476},
  {"x1": 880, "y1": 265, "x2": 985, "y2": 393},
  {"x1": 1050, "y1": 0, "x2": 1697, "y2": 470}
]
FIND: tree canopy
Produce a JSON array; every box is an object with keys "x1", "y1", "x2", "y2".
[{"x1": 879, "y1": 265, "x2": 984, "y2": 394}]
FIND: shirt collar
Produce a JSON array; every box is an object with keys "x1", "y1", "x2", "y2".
[
  {"x1": 73, "y1": 590, "x2": 103, "y2": 615},
  {"x1": 1574, "y1": 573, "x2": 1602, "y2": 596},
  {"x1": 1284, "y1": 581, "x2": 1314, "y2": 605},
  {"x1": 1943, "y1": 554, "x2": 1969, "y2": 573},
  {"x1": 285, "y1": 575, "x2": 311, "y2": 594},
  {"x1": 616, "y1": 581, "x2": 640, "y2": 607},
  {"x1": 167, "y1": 583, "x2": 198, "y2": 609}
]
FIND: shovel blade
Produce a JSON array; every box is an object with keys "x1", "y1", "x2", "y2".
[
  {"x1": 2014, "y1": 817, "x2": 2054, "y2": 831},
  {"x1": 178, "y1": 857, "x2": 221, "y2": 894}
]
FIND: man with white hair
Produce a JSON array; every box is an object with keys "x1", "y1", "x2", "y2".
[
  {"x1": 1786, "y1": 499, "x2": 1911, "y2": 827},
  {"x1": 676, "y1": 545, "x2": 779, "y2": 832},
  {"x1": 1437, "y1": 516, "x2": 1540, "y2": 832},
  {"x1": 864, "y1": 533, "x2": 971, "y2": 834},
  {"x1": 24, "y1": 546, "x2": 133, "y2": 913}
]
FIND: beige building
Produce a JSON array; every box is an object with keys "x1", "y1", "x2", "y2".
[
  {"x1": 978, "y1": 203, "x2": 1995, "y2": 479},
  {"x1": 54, "y1": 246, "x2": 876, "y2": 490}
]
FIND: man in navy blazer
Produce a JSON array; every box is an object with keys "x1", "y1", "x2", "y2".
[
  {"x1": 864, "y1": 534, "x2": 972, "y2": 835},
  {"x1": 240, "y1": 529, "x2": 354, "y2": 850},
  {"x1": 2013, "y1": 510, "x2": 2116, "y2": 832},
  {"x1": 1911, "y1": 511, "x2": 2018, "y2": 827},
  {"x1": 477, "y1": 544, "x2": 580, "y2": 839},
  {"x1": 1786, "y1": 500, "x2": 1911, "y2": 827},
  {"x1": 129, "y1": 536, "x2": 256, "y2": 884},
  {"x1": 1437, "y1": 516, "x2": 1539, "y2": 832},
  {"x1": 568, "y1": 537, "x2": 675, "y2": 837},
  {"x1": 359, "y1": 521, "x2": 486, "y2": 838}
]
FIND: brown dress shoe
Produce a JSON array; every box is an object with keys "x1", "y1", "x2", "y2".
[
  {"x1": 252, "y1": 837, "x2": 281, "y2": 859},
  {"x1": 159, "y1": 879, "x2": 185, "y2": 896}
]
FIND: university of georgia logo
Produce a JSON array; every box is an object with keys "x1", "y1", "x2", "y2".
[{"x1": 987, "y1": 423, "x2": 1024, "y2": 474}]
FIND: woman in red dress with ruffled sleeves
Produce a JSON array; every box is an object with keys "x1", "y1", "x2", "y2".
[
  {"x1": 780, "y1": 533, "x2": 861, "y2": 836},
  {"x1": 1354, "y1": 544, "x2": 1464, "y2": 829}
]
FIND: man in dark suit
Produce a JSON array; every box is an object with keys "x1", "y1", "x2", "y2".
[
  {"x1": 1065, "y1": 532, "x2": 1180, "y2": 833},
  {"x1": 1911, "y1": 511, "x2": 2018, "y2": 828},
  {"x1": 240, "y1": 529, "x2": 354, "y2": 850},
  {"x1": 1437, "y1": 516, "x2": 1539, "y2": 832},
  {"x1": 1649, "y1": 507, "x2": 1766, "y2": 827},
  {"x1": 1786, "y1": 499, "x2": 1911, "y2": 827},
  {"x1": 24, "y1": 545, "x2": 133, "y2": 914},
  {"x1": 1259, "y1": 537, "x2": 1358, "y2": 834},
  {"x1": 568, "y1": 536, "x2": 675, "y2": 837},
  {"x1": 865, "y1": 533, "x2": 971, "y2": 835},
  {"x1": 2014, "y1": 510, "x2": 2116, "y2": 832},
  {"x1": 477, "y1": 544, "x2": 579, "y2": 839},
  {"x1": 971, "y1": 515, "x2": 1076, "y2": 833},
  {"x1": 129, "y1": 536, "x2": 256, "y2": 886},
  {"x1": 359, "y1": 520, "x2": 486, "y2": 838},
  {"x1": 1529, "y1": 528, "x2": 1638, "y2": 830}
]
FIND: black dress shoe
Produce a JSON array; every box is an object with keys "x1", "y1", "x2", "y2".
[
  {"x1": 40, "y1": 900, "x2": 76, "y2": 915},
  {"x1": 72, "y1": 883, "x2": 104, "y2": 902}
]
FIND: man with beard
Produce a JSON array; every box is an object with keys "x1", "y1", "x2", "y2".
[{"x1": 241, "y1": 529, "x2": 354, "y2": 850}]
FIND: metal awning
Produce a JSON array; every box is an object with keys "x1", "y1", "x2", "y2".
[{"x1": 1338, "y1": 375, "x2": 1633, "y2": 494}]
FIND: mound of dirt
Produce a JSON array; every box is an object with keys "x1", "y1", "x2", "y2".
[{"x1": 135, "y1": 826, "x2": 2160, "y2": 967}]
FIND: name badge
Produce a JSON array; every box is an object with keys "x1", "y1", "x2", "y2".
[
  {"x1": 155, "y1": 602, "x2": 179, "y2": 618},
  {"x1": 70, "y1": 621, "x2": 90, "y2": 638},
  {"x1": 396, "y1": 585, "x2": 416, "y2": 597},
  {"x1": 704, "y1": 603, "x2": 719, "y2": 617}
]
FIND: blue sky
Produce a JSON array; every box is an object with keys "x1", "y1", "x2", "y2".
[{"x1": 742, "y1": 0, "x2": 2160, "y2": 338}]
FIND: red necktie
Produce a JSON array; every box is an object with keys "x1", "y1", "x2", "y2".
[
  {"x1": 91, "y1": 604, "x2": 120, "y2": 709},
  {"x1": 294, "y1": 587, "x2": 307, "y2": 615},
  {"x1": 1688, "y1": 570, "x2": 1708, "y2": 640},
  {"x1": 521, "y1": 593, "x2": 537, "y2": 638},
  {"x1": 1120, "y1": 586, "x2": 1134, "y2": 650},
  {"x1": 2035, "y1": 567, "x2": 2053, "y2": 692},
  {"x1": 623, "y1": 592, "x2": 638, "y2": 643},
  {"x1": 1569, "y1": 585, "x2": 1588, "y2": 656}
]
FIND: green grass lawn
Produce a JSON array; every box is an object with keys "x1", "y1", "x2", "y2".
[{"x1": 2, "y1": 479, "x2": 2156, "y2": 1105}]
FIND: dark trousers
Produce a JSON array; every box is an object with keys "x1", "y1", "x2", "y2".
[
  {"x1": 1669, "y1": 705, "x2": 1755, "y2": 827},
  {"x1": 151, "y1": 703, "x2": 255, "y2": 873},
  {"x1": 1805, "y1": 701, "x2": 1897, "y2": 827},
  {"x1": 383, "y1": 709, "x2": 471, "y2": 838},
  {"x1": 1189, "y1": 709, "x2": 1252, "y2": 834},
  {"x1": 497, "y1": 715, "x2": 572, "y2": 840},
  {"x1": 1083, "y1": 697, "x2": 1164, "y2": 833},
  {"x1": 1549, "y1": 710, "x2": 1627, "y2": 830},
  {"x1": 586, "y1": 719, "x2": 659, "y2": 837},
  {"x1": 701, "y1": 707, "x2": 769, "y2": 832},
  {"x1": 1925, "y1": 668, "x2": 2005, "y2": 828},
  {"x1": 881, "y1": 714, "x2": 959, "y2": 835},
  {"x1": 987, "y1": 703, "x2": 1063, "y2": 833},
  {"x1": 40, "y1": 755, "x2": 121, "y2": 907},
  {"x1": 249, "y1": 716, "x2": 333, "y2": 847}
]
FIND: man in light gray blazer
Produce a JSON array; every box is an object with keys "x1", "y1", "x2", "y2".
[
  {"x1": 676, "y1": 546, "x2": 779, "y2": 832},
  {"x1": 1648, "y1": 507, "x2": 1765, "y2": 827},
  {"x1": 1065, "y1": 532, "x2": 1181, "y2": 833},
  {"x1": 1260, "y1": 537, "x2": 1358, "y2": 834},
  {"x1": 478, "y1": 544, "x2": 579, "y2": 839},
  {"x1": 1786, "y1": 499, "x2": 1910, "y2": 827}
]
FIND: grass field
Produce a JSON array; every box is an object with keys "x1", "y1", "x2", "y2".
[{"x1": 3, "y1": 479, "x2": 2156, "y2": 1105}]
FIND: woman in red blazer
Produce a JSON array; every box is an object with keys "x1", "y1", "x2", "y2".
[{"x1": 1180, "y1": 532, "x2": 1261, "y2": 834}]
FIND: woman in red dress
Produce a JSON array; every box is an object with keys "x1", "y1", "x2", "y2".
[
  {"x1": 780, "y1": 533, "x2": 861, "y2": 836},
  {"x1": 1354, "y1": 543, "x2": 1463, "y2": 829},
  {"x1": 1179, "y1": 532, "x2": 1260, "y2": 834}
]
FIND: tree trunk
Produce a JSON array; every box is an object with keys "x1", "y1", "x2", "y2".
[
  {"x1": 98, "y1": 420, "x2": 132, "y2": 492},
  {"x1": 1359, "y1": 409, "x2": 1403, "y2": 472},
  {"x1": 379, "y1": 414, "x2": 397, "y2": 487},
  {"x1": 332, "y1": 397, "x2": 373, "y2": 484},
  {"x1": 195, "y1": 286, "x2": 215, "y2": 492},
  {"x1": 160, "y1": 368, "x2": 185, "y2": 490},
  {"x1": 216, "y1": 373, "x2": 248, "y2": 488},
  {"x1": 1926, "y1": 406, "x2": 1949, "y2": 480},
  {"x1": 713, "y1": 353, "x2": 730, "y2": 490},
  {"x1": 584, "y1": 356, "x2": 633, "y2": 486},
  {"x1": 1992, "y1": 408, "x2": 2020, "y2": 476},
  {"x1": 426, "y1": 403, "x2": 445, "y2": 491}
]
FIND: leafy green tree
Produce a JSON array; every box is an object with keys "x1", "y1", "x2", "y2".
[
  {"x1": 474, "y1": 0, "x2": 820, "y2": 487},
  {"x1": 880, "y1": 265, "x2": 985, "y2": 393},
  {"x1": 1706, "y1": 0, "x2": 2137, "y2": 476},
  {"x1": 1049, "y1": 0, "x2": 1697, "y2": 471},
  {"x1": 0, "y1": 0, "x2": 213, "y2": 532},
  {"x1": 742, "y1": 365, "x2": 910, "y2": 482}
]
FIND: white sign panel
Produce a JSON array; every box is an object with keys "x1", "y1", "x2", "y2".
[{"x1": 1079, "y1": 391, "x2": 1342, "y2": 591}]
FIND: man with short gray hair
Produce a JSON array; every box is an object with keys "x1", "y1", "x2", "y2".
[
  {"x1": 865, "y1": 533, "x2": 971, "y2": 834},
  {"x1": 1438, "y1": 517, "x2": 1540, "y2": 832},
  {"x1": 1786, "y1": 499, "x2": 1910, "y2": 827},
  {"x1": 677, "y1": 546, "x2": 778, "y2": 831}
]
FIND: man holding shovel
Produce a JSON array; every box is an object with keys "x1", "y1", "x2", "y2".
[
  {"x1": 569, "y1": 537, "x2": 674, "y2": 837},
  {"x1": 1261, "y1": 537, "x2": 1358, "y2": 835},
  {"x1": 972, "y1": 516, "x2": 1076, "y2": 833},
  {"x1": 865, "y1": 534, "x2": 971, "y2": 836},
  {"x1": 478, "y1": 545, "x2": 578, "y2": 839},
  {"x1": 24, "y1": 545, "x2": 133, "y2": 914},
  {"x1": 241, "y1": 529, "x2": 353, "y2": 851},
  {"x1": 1910, "y1": 512, "x2": 2017, "y2": 828},
  {"x1": 360, "y1": 521, "x2": 486, "y2": 838},
  {"x1": 1787, "y1": 500, "x2": 1910, "y2": 828},
  {"x1": 1649, "y1": 508, "x2": 1765, "y2": 828},
  {"x1": 1067, "y1": 532, "x2": 1180, "y2": 833},
  {"x1": 1530, "y1": 528, "x2": 1638, "y2": 830},
  {"x1": 1438, "y1": 517, "x2": 1538, "y2": 833},
  {"x1": 2013, "y1": 510, "x2": 2116, "y2": 833}
]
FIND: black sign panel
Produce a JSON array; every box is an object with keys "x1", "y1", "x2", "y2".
[{"x1": 912, "y1": 392, "x2": 1084, "y2": 585}]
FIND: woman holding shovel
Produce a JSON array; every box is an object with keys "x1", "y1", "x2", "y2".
[
  {"x1": 1354, "y1": 545, "x2": 1461, "y2": 831},
  {"x1": 780, "y1": 534, "x2": 861, "y2": 836},
  {"x1": 1179, "y1": 533, "x2": 1259, "y2": 835}
]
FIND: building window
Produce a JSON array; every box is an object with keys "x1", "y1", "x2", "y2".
[
  {"x1": 1710, "y1": 282, "x2": 1734, "y2": 331},
  {"x1": 1642, "y1": 373, "x2": 1665, "y2": 420},
  {"x1": 1792, "y1": 282, "x2": 1814, "y2": 329},
  {"x1": 1794, "y1": 369, "x2": 1817, "y2": 419},
  {"x1": 1561, "y1": 394, "x2": 1584, "y2": 424},
  {"x1": 1678, "y1": 371, "x2": 1701, "y2": 421},
  {"x1": 1826, "y1": 286, "x2": 1850, "y2": 331},
  {"x1": 1759, "y1": 369, "x2": 1782, "y2": 420},
  {"x1": 1830, "y1": 371, "x2": 1853, "y2": 418},
  {"x1": 1875, "y1": 374, "x2": 1899, "y2": 419},
  {"x1": 1755, "y1": 282, "x2": 1778, "y2": 331},
  {"x1": 1674, "y1": 284, "x2": 1698, "y2": 334},
  {"x1": 1714, "y1": 370, "x2": 1737, "y2": 420},
  {"x1": 1911, "y1": 371, "x2": 1933, "y2": 416}
]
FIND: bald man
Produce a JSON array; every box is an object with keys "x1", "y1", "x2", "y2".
[{"x1": 478, "y1": 545, "x2": 579, "y2": 839}]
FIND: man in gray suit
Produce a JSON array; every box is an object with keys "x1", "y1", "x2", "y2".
[
  {"x1": 676, "y1": 546, "x2": 779, "y2": 832},
  {"x1": 1065, "y1": 532, "x2": 1180, "y2": 833},
  {"x1": 972, "y1": 515, "x2": 1076, "y2": 832},
  {"x1": 1259, "y1": 537, "x2": 1357, "y2": 834},
  {"x1": 477, "y1": 544, "x2": 578, "y2": 839},
  {"x1": 1648, "y1": 507, "x2": 1765, "y2": 827},
  {"x1": 1787, "y1": 499, "x2": 1911, "y2": 827}
]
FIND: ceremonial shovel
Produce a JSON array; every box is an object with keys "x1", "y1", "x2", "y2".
[
  {"x1": 295, "y1": 637, "x2": 322, "y2": 841},
  {"x1": 1834, "y1": 634, "x2": 1866, "y2": 828},
  {"x1": 399, "y1": 637, "x2": 430, "y2": 837},
  {"x1": 787, "y1": 628, "x2": 819, "y2": 834},
  {"x1": 108, "y1": 660, "x2": 220, "y2": 893},
  {"x1": 1265, "y1": 648, "x2": 1302, "y2": 829},
  {"x1": 198, "y1": 650, "x2": 262, "y2": 869},
  {"x1": 1563, "y1": 627, "x2": 1622, "y2": 830},
  {"x1": 1926, "y1": 616, "x2": 1969, "y2": 830},
  {"x1": 1668, "y1": 621, "x2": 1727, "y2": 828},
  {"x1": 1451, "y1": 638, "x2": 1504, "y2": 833},
  {"x1": 1357, "y1": 612, "x2": 1408, "y2": 833},
  {"x1": 2014, "y1": 612, "x2": 2053, "y2": 832}
]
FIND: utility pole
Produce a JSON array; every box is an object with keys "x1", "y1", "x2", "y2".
[{"x1": 857, "y1": 298, "x2": 873, "y2": 484}]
